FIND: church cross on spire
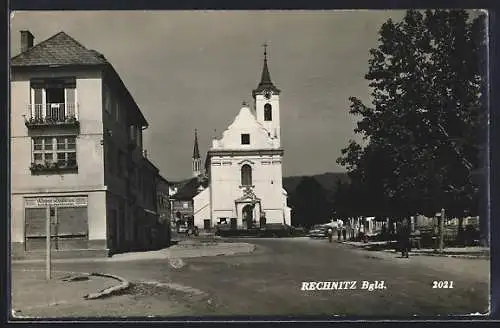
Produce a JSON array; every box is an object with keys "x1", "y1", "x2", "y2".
[{"x1": 253, "y1": 42, "x2": 280, "y2": 97}]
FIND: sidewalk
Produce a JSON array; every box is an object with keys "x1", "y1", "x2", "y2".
[
  {"x1": 13, "y1": 241, "x2": 256, "y2": 264},
  {"x1": 11, "y1": 269, "x2": 120, "y2": 317},
  {"x1": 341, "y1": 240, "x2": 490, "y2": 259},
  {"x1": 109, "y1": 241, "x2": 255, "y2": 262},
  {"x1": 11, "y1": 268, "x2": 211, "y2": 318}
]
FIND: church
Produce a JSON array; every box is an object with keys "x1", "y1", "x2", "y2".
[{"x1": 192, "y1": 47, "x2": 291, "y2": 230}]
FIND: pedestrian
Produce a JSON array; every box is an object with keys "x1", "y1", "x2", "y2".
[
  {"x1": 342, "y1": 223, "x2": 347, "y2": 241},
  {"x1": 327, "y1": 227, "x2": 333, "y2": 243},
  {"x1": 399, "y1": 220, "x2": 411, "y2": 258},
  {"x1": 337, "y1": 219, "x2": 343, "y2": 241}
]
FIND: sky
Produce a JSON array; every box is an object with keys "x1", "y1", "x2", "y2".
[{"x1": 10, "y1": 10, "x2": 406, "y2": 181}]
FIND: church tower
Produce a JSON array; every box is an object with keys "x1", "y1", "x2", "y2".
[
  {"x1": 252, "y1": 44, "x2": 281, "y2": 147},
  {"x1": 192, "y1": 129, "x2": 202, "y2": 177}
]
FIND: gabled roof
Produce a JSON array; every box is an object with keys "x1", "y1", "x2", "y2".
[
  {"x1": 171, "y1": 176, "x2": 209, "y2": 201},
  {"x1": 212, "y1": 104, "x2": 278, "y2": 150},
  {"x1": 11, "y1": 31, "x2": 107, "y2": 67}
]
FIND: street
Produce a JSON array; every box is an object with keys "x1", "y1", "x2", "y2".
[{"x1": 12, "y1": 237, "x2": 490, "y2": 317}]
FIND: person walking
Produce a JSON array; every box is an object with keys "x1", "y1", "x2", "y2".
[{"x1": 342, "y1": 223, "x2": 347, "y2": 241}]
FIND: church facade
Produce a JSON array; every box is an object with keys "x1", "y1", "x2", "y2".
[{"x1": 193, "y1": 48, "x2": 291, "y2": 230}]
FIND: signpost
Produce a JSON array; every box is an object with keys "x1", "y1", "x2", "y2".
[{"x1": 46, "y1": 206, "x2": 51, "y2": 280}]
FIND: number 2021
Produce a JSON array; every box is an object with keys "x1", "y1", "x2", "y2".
[{"x1": 432, "y1": 281, "x2": 454, "y2": 289}]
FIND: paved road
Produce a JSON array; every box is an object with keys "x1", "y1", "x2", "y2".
[{"x1": 12, "y1": 237, "x2": 490, "y2": 317}]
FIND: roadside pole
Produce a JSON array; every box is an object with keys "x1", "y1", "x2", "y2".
[
  {"x1": 439, "y1": 208, "x2": 445, "y2": 253},
  {"x1": 46, "y1": 206, "x2": 51, "y2": 280}
]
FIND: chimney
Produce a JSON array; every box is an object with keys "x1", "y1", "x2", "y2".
[{"x1": 20, "y1": 30, "x2": 34, "y2": 53}]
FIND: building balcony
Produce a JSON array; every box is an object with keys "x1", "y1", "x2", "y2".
[
  {"x1": 24, "y1": 103, "x2": 79, "y2": 129},
  {"x1": 30, "y1": 160, "x2": 78, "y2": 175}
]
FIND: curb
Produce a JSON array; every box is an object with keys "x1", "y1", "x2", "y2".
[
  {"x1": 83, "y1": 272, "x2": 130, "y2": 300},
  {"x1": 341, "y1": 242, "x2": 489, "y2": 260}
]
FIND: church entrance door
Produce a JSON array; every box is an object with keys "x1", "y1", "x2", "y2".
[{"x1": 243, "y1": 204, "x2": 254, "y2": 230}]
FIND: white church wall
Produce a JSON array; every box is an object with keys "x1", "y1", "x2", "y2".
[
  {"x1": 212, "y1": 105, "x2": 280, "y2": 151},
  {"x1": 193, "y1": 187, "x2": 211, "y2": 228},
  {"x1": 255, "y1": 94, "x2": 281, "y2": 145},
  {"x1": 210, "y1": 153, "x2": 284, "y2": 221}
]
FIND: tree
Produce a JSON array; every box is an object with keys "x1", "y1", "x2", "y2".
[
  {"x1": 289, "y1": 176, "x2": 330, "y2": 229},
  {"x1": 337, "y1": 10, "x2": 486, "y2": 242}
]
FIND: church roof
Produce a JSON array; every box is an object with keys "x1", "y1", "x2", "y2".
[
  {"x1": 253, "y1": 46, "x2": 280, "y2": 96},
  {"x1": 11, "y1": 31, "x2": 107, "y2": 67},
  {"x1": 193, "y1": 129, "x2": 200, "y2": 159}
]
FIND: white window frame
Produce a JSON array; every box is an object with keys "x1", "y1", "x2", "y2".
[
  {"x1": 30, "y1": 87, "x2": 78, "y2": 119},
  {"x1": 32, "y1": 135, "x2": 77, "y2": 165}
]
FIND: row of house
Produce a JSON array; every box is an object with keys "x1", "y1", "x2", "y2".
[{"x1": 10, "y1": 30, "x2": 172, "y2": 259}]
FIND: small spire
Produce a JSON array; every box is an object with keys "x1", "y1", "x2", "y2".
[
  {"x1": 193, "y1": 129, "x2": 200, "y2": 159},
  {"x1": 253, "y1": 42, "x2": 280, "y2": 97},
  {"x1": 260, "y1": 42, "x2": 272, "y2": 85}
]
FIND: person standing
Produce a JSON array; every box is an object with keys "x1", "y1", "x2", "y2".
[
  {"x1": 327, "y1": 226, "x2": 333, "y2": 243},
  {"x1": 399, "y1": 220, "x2": 411, "y2": 258},
  {"x1": 337, "y1": 219, "x2": 343, "y2": 241},
  {"x1": 342, "y1": 223, "x2": 347, "y2": 241}
]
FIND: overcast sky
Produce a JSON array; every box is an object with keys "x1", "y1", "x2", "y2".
[{"x1": 11, "y1": 10, "x2": 406, "y2": 181}]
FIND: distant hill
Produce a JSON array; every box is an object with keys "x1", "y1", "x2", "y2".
[{"x1": 283, "y1": 172, "x2": 350, "y2": 199}]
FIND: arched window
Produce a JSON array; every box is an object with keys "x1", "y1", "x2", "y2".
[
  {"x1": 264, "y1": 103, "x2": 272, "y2": 121},
  {"x1": 241, "y1": 164, "x2": 252, "y2": 186}
]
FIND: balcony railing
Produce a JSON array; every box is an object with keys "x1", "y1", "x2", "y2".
[
  {"x1": 25, "y1": 103, "x2": 79, "y2": 128},
  {"x1": 30, "y1": 160, "x2": 78, "y2": 175}
]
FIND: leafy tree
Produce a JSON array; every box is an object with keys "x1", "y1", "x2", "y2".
[
  {"x1": 336, "y1": 10, "x2": 486, "y2": 242},
  {"x1": 289, "y1": 176, "x2": 330, "y2": 229}
]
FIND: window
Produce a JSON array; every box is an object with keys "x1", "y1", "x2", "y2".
[
  {"x1": 103, "y1": 85, "x2": 111, "y2": 114},
  {"x1": 264, "y1": 103, "x2": 272, "y2": 121},
  {"x1": 130, "y1": 166, "x2": 137, "y2": 187},
  {"x1": 106, "y1": 143, "x2": 115, "y2": 173},
  {"x1": 129, "y1": 125, "x2": 137, "y2": 144},
  {"x1": 30, "y1": 78, "x2": 77, "y2": 120},
  {"x1": 32, "y1": 136, "x2": 77, "y2": 166},
  {"x1": 117, "y1": 150, "x2": 123, "y2": 177},
  {"x1": 241, "y1": 164, "x2": 252, "y2": 186},
  {"x1": 241, "y1": 133, "x2": 250, "y2": 145},
  {"x1": 183, "y1": 202, "x2": 189, "y2": 209},
  {"x1": 115, "y1": 100, "x2": 120, "y2": 122}
]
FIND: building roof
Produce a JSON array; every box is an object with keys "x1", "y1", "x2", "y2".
[
  {"x1": 252, "y1": 46, "x2": 280, "y2": 96},
  {"x1": 193, "y1": 129, "x2": 200, "y2": 159},
  {"x1": 11, "y1": 31, "x2": 149, "y2": 128},
  {"x1": 171, "y1": 176, "x2": 209, "y2": 201},
  {"x1": 11, "y1": 31, "x2": 107, "y2": 67}
]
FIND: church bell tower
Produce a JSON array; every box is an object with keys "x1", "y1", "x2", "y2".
[
  {"x1": 252, "y1": 43, "x2": 281, "y2": 147},
  {"x1": 192, "y1": 129, "x2": 202, "y2": 177}
]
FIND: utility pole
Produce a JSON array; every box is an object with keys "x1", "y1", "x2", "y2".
[
  {"x1": 46, "y1": 206, "x2": 52, "y2": 280},
  {"x1": 439, "y1": 208, "x2": 445, "y2": 253}
]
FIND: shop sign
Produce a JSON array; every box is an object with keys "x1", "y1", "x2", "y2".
[{"x1": 25, "y1": 196, "x2": 88, "y2": 208}]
